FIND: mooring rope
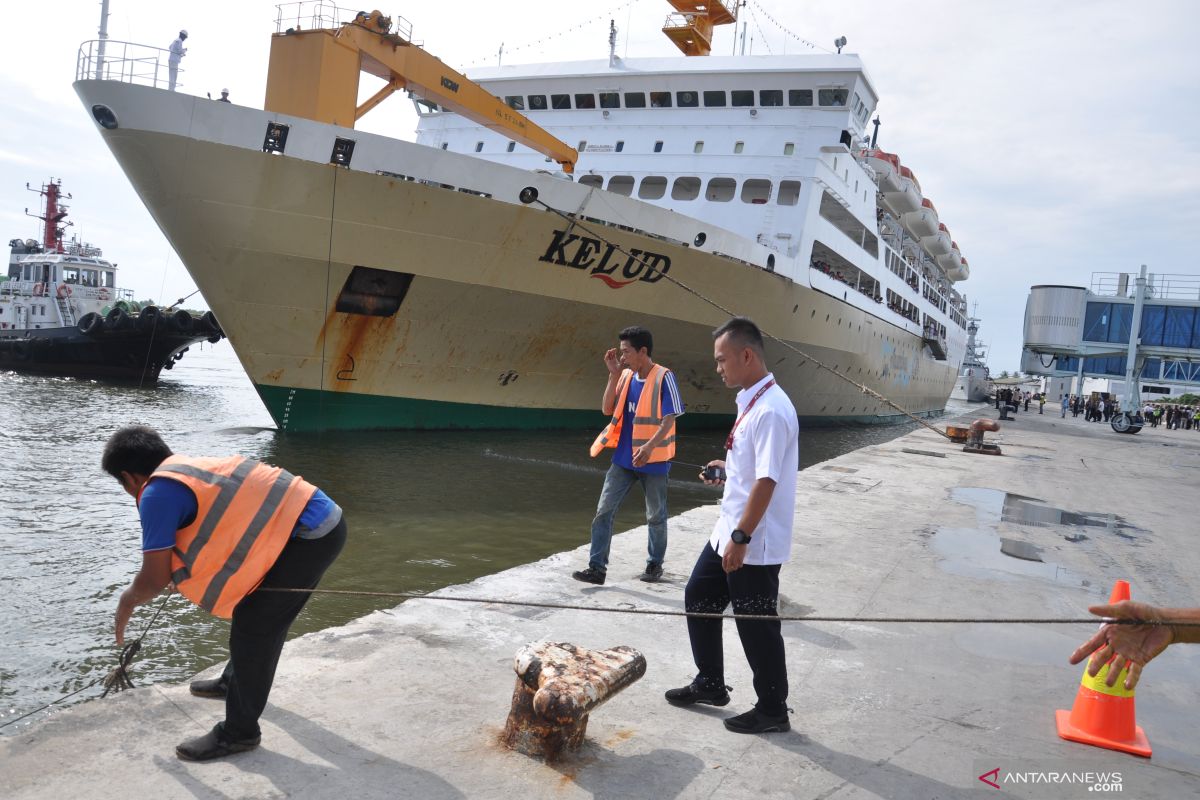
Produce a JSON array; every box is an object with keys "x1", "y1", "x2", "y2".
[
  {"x1": 259, "y1": 586, "x2": 1199, "y2": 627},
  {"x1": 528, "y1": 194, "x2": 953, "y2": 440},
  {"x1": 0, "y1": 593, "x2": 173, "y2": 730}
]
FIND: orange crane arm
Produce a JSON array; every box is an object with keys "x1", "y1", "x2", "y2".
[{"x1": 265, "y1": 11, "x2": 577, "y2": 173}]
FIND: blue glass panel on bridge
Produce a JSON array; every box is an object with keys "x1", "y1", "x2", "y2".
[
  {"x1": 1059, "y1": 356, "x2": 1079, "y2": 372},
  {"x1": 1164, "y1": 306, "x2": 1196, "y2": 348},
  {"x1": 1083, "y1": 302, "x2": 1111, "y2": 342},
  {"x1": 1083, "y1": 356, "x2": 1125, "y2": 376},
  {"x1": 1194, "y1": 305, "x2": 1200, "y2": 348},
  {"x1": 1164, "y1": 361, "x2": 1200, "y2": 383},
  {"x1": 1140, "y1": 305, "x2": 1165, "y2": 346},
  {"x1": 1143, "y1": 358, "x2": 1162, "y2": 379},
  {"x1": 1107, "y1": 303, "x2": 1133, "y2": 344}
]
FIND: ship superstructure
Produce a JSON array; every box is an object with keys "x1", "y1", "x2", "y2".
[{"x1": 71, "y1": 3, "x2": 970, "y2": 429}]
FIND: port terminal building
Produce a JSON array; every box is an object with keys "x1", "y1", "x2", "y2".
[{"x1": 1022, "y1": 272, "x2": 1200, "y2": 401}]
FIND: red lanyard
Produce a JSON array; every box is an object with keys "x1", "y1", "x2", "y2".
[{"x1": 725, "y1": 380, "x2": 775, "y2": 451}]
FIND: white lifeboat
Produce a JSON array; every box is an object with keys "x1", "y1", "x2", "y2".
[
  {"x1": 882, "y1": 166, "x2": 921, "y2": 213},
  {"x1": 937, "y1": 239, "x2": 963, "y2": 273},
  {"x1": 902, "y1": 198, "x2": 939, "y2": 238},
  {"x1": 862, "y1": 149, "x2": 902, "y2": 193},
  {"x1": 947, "y1": 255, "x2": 970, "y2": 282},
  {"x1": 922, "y1": 221, "x2": 952, "y2": 257}
]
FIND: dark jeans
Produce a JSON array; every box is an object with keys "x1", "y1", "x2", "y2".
[
  {"x1": 684, "y1": 542, "x2": 788, "y2": 716},
  {"x1": 221, "y1": 517, "x2": 347, "y2": 739}
]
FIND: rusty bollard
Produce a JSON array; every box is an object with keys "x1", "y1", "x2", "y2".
[{"x1": 501, "y1": 642, "x2": 646, "y2": 761}]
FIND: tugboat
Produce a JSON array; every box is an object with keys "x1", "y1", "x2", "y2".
[
  {"x1": 0, "y1": 178, "x2": 223, "y2": 382},
  {"x1": 950, "y1": 314, "x2": 991, "y2": 402}
]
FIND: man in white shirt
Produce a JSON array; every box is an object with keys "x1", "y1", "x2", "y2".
[
  {"x1": 665, "y1": 316, "x2": 798, "y2": 734},
  {"x1": 168, "y1": 30, "x2": 188, "y2": 92}
]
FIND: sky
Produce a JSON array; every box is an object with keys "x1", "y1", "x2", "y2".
[{"x1": 1, "y1": 0, "x2": 1197, "y2": 373}]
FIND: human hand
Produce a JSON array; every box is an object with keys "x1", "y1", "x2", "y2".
[
  {"x1": 632, "y1": 445, "x2": 650, "y2": 467},
  {"x1": 115, "y1": 592, "x2": 134, "y2": 646},
  {"x1": 722, "y1": 542, "x2": 746, "y2": 573},
  {"x1": 701, "y1": 459, "x2": 726, "y2": 486},
  {"x1": 1068, "y1": 600, "x2": 1174, "y2": 691},
  {"x1": 604, "y1": 348, "x2": 621, "y2": 375}
]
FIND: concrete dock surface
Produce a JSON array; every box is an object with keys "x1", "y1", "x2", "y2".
[{"x1": 4, "y1": 406, "x2": 1199, "y2": 799}]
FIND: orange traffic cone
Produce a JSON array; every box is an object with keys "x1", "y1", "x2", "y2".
[{"x1": 1055, "y1": 579, "x2": 1151, "y2": 757}]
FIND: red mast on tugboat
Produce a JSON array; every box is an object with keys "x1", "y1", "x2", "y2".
[{"x1": 25, "y1": 178, "x2": 72, "y2": 254}]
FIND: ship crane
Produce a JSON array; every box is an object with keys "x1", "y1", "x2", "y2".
[{"x1": 264, "y1": 10, "x2": 578, "y2": 173}]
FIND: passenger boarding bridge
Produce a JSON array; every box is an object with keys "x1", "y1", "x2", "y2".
[{"x1": 1021, "y1": 267, "x2": 1200, "y2": 433}]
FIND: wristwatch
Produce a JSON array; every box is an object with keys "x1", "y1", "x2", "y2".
[{"x1": 731, "y1": 528, "x2": 752, "y2": 545}]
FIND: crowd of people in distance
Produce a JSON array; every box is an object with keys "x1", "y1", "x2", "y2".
[
  {"x1": 1139, "y1": 402, "x2": 1199, "y2": 430},
  {"x1": 810, "y1": 259, "x2": 883, "y2": 303},
  {"x1": 1062, "y1": 394, "x2": 1121, "y2": 422}
]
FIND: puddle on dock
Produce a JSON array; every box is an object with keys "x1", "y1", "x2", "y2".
[{"x1": 928, "y1": 487, "x2": 1146, "y2": 586}]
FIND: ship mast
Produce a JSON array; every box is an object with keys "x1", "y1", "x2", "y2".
[{"x1": 26, "y1": 179, "x2": 71, "y2": 253}]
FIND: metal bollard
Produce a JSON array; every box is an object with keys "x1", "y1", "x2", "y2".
[
  {"x1": 502, "y1": 641, "x2": 646, "y2": 761},
  {"x1": 964, "y1": 417, "x2": 1002, "y2": 455}
]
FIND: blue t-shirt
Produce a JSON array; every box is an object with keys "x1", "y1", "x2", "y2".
[
  {"x1": 139, "y1": 477, "x2": 339, "y2": 553},
  {"x1": 612, "y1": 369, "x2": 683, "y2": 475}
]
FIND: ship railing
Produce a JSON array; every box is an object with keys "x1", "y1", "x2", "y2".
[
  {"x1": 1090, "y1": 271, "x2": 1200, "y2": 301},
  {"x1": 274, "y1": 2, "x2": 414, "y2": 40},
  {"x1": 0, "y1": 279, "x2": 121, "y2": 304},
  {"x1": 76, "y1": 40, "x2": 180, "y2": 89}
]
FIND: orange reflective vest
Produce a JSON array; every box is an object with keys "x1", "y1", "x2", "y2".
[
  {"x1": 589, "y1": 364, "x2": 676, "y2": 462},
  {"x1": 141, "y1": 455, "x2": 318, "y2": 619}
]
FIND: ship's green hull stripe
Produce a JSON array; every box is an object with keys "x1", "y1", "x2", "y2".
[{"x1": 254, "y1": 384, "x2": 943, "y2": 433}]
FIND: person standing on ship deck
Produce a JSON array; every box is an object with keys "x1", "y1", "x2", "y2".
[
  {"x1": 103, "y1": 425, "x2": 346, "y2": 761},
  {"x1": 666, "y1": 316, "x2": 798, "y2": 735},
  {"x1": 168, "y1": 29, "x2": 188, "y2": 91},
  {"x1": 573, "y1": 326, "x2": 682, "y2": 586}
]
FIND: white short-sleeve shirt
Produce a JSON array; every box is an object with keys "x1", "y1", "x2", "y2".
[{"x1": 709, "y1": 373, "x2": 799, "y2": 565}]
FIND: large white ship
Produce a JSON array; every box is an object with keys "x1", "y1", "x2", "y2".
[{"x1": 72, "y1": 2, "x2": 970, "y2": 431}]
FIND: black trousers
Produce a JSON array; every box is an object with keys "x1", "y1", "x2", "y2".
[
  {"x1": 221, "y1": 517, "x2": 347, "y2": 739},
  {"x1": 684, "y1": 542, "x2": 788, "y2": 716}
]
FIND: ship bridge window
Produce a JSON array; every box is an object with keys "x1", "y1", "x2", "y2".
[
  {"x1": 638, "y1": 176, "x2": 667, "y2": 199},
  {"x1": 505, "y1": 96, "x2": 524, "y2": 110},
  {"x1": 615, "y1": 140, "x2": 624, "y2": 152},
  {"x1": 694, "y1": 141, "x2": 704, "y2": 153},
  {"x1": 551, "y1": 94, "x2": 572, "y2": 110},
  {"x1": 580, "y1": 175, "x2": 604, "y2": 189},
  {"x1": 819, "y1": 88, "x2": 849, "y2": 107},
  {"x1": 575, "y1": 93, "x2": 596, "y2": 109},
  {"x1": 759, "y1": 90, "x2": 783, "y2": 107},
  {"x1": 650, "y1": 91, "x2": 671, "y2": 108},
  {"x1": 506, "y1": 142, "x2": 516, "y2": 152},
  {"x1": 103, "y1": 271, "x2": 114, "y2": 288},
  {"x1": 731, "y1": 90, "x2": 754, "y2": 107},
  {"x1": 741, "y1": 179, "x2": 772, "y2": 204},
  {"x1": 789, "y1": 89, "x2": 813, "y2": 106},
  {"x1": 607, "y1": 175, "x2": 634, "y2": 196},
  {"x1": 653, "y1": 140, "x2": 663, "y2": 152},
  {"x1": 62, "y1": 267, "x2": 79, "y2": 283},
  {"x1": 706, "y1": 178, "x2": 736, "y2": 202},
  {"x1": 703, "y1": 90, "x2": 726, "y2": 107},
  {"x1": 672, "y1": 177, "x2": 701, "y2": 201},
  {"x1": 599, "y1": 92, "x2": 620, "y2": 109},
  {"x1": 777, "y1": 180, "x2": 801, "y2": 205},
  {"x1": 475, "y1": 141, "x2": 484, "y2": 152},
  {"x1": 528, "y1": 95, "x2": 547, "y2": 110},
  {"x1": 677, "y1": 90, "x2": 699, "y2": 107},
  {"x1": 733, "y1": 141, "x2": 744, "y2": 153},
  {"x1": 783, "y1": 142, "x2": 795, "y2": 155},
  {"x1": 624, "y1": 92, "x2": 646, "y2": 108}
]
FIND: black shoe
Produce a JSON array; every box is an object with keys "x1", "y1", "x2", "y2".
[
  {"x1": 639, "y1": 563, "x2": 664, "y2": 583},
  {"x1": 175, "y1": 723, "x2": 261, "y2": 761},
  {"x1": 665, "y1": 681, "x2": 731, "y2": 707},
  {"x1": 723, "y1": 708, "x2": 791, "y2": 734},
  {"x1": 189, "y1": 676, "x2": 228, "y2": 699},
  {"x1": 572, "y1": 567, "x2": 606, "y2": 585}
]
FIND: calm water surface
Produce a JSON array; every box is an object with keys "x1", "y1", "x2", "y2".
[{"x1": 0, "y1": 341, "x2": 971, "y2": 729}]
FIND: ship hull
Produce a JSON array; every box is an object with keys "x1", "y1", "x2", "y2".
[
  {"x1": 0, "y1": 325, "x2": 212, "y2": 383},
  {"x1": 76, "y1": 81, "x2": 963, "y2": 431}
]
